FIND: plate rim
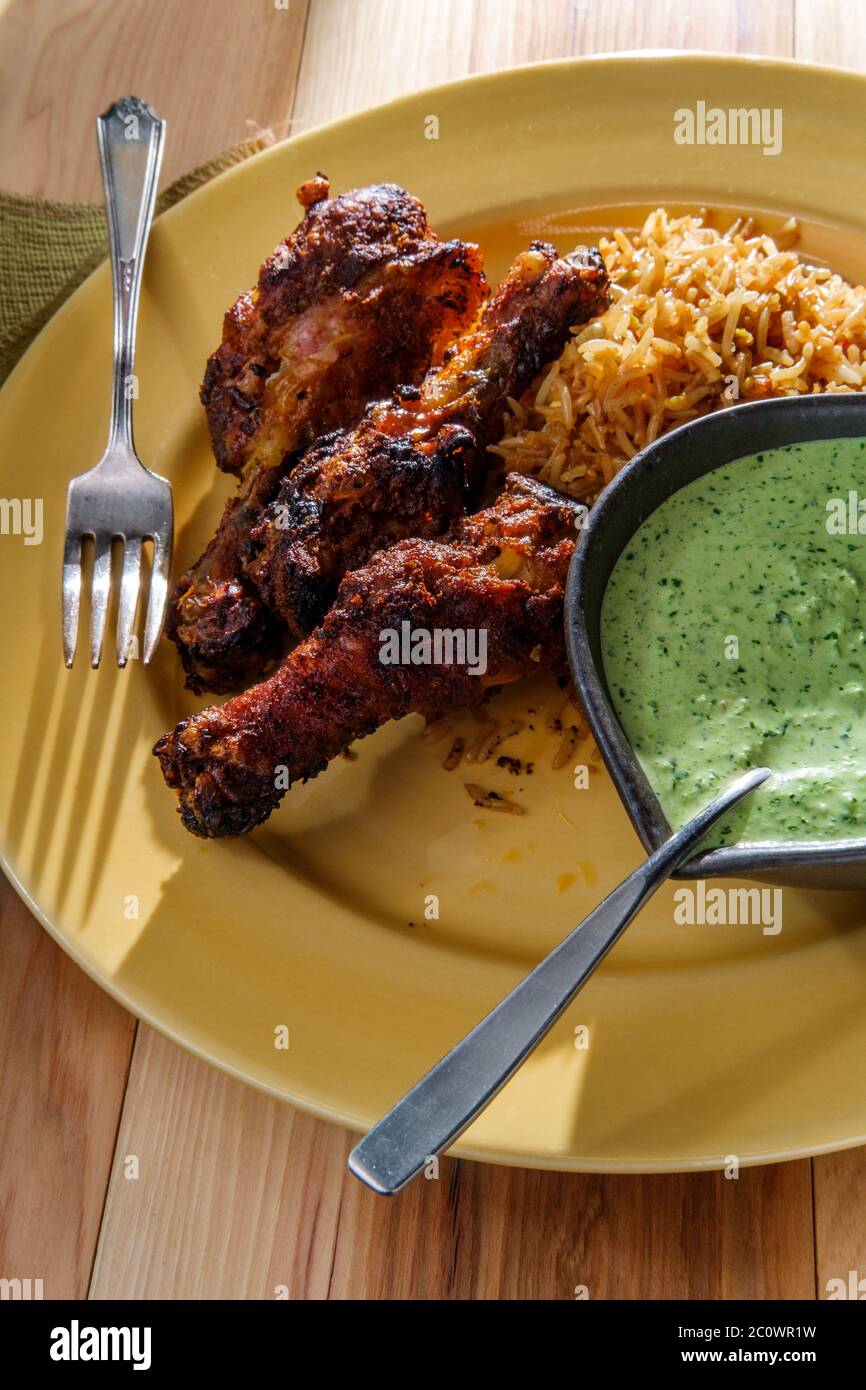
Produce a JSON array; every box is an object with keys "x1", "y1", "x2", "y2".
[{"x1": 7, "y1": 45, "x2": 866, "y2": 402}]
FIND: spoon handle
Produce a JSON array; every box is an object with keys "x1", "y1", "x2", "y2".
[{"x1": 349, "y1": 766, "x2": 770, "y2": 1194}]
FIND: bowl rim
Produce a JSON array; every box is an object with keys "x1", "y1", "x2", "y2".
[{"x1": 565, "y1": 391, "x2": 866, "y2": 880}]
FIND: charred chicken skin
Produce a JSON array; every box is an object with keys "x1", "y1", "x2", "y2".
[
  {"x1": 249, "y1": 241, "x2": 609, "y2": 640},
  {"x1": 168, "y1": 176, "x2": 486, "y2": 693},
  {"x1": 154, "y1": 474, "x2": 583, "y2": 838}
]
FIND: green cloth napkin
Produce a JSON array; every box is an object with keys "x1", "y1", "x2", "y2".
[{"x1": 0, "y1": 133, "x2": 273, "y2": 388}]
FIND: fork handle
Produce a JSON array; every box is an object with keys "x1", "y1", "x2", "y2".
[{"x1": 96, "y1": 97, "x2": 166, "y2": 454}]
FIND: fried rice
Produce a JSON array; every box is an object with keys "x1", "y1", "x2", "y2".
[{"x1": 491, "y1": 208, "x2": 866, "y2": 501}]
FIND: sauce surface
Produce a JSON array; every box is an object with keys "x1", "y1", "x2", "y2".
[{"x1": 601, "y1": 437, "x2": 866, "y2": 846}]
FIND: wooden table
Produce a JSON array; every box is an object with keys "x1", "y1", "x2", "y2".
[{"x1": 1, "y1": 0, "x2": 865, "y2": 1300}]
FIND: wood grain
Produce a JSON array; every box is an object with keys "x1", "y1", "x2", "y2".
[
  {"x1": 293, "y1": 0, "x2": 794, "y2": 131},
  {"x1": 90, "y1": 1029, "x2": 345, "y2": 1300},
  {"x1": 3, "y1": 0, "x2": 866, "y2": 1302},
  {"x1": 0, "y1": 0, "x2": 310, "y2": 200},
  {"x1": 0, "y1": 887, "x2": 136, "y2": 1298},
  {"x1": 91, "y1": 1032, "x2": 816, "y2": 1300},
  {"x1": 794, "y1": 0, "x2": 866, "y2": 67},
  {"x1": 813, "y1": 1148, "x2": 866, "y2": 1299},
  {"x1": 330, "y1": 1151, "x2": 815, "y2": 1299}
]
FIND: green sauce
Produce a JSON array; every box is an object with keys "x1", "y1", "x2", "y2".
[{"x1": 601, "y1": 437, "x2": 866, "y2": 847}]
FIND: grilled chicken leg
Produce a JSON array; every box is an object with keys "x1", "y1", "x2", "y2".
[
  {"x1": 250, "y1": 242, "x2": 608, "y2": 640},
  {"x1": 168, "y1": 176, "x2": 486, "y2": 693},
  {"x1": 154, "y1": 474, "x2": 583, "y2": 838}
]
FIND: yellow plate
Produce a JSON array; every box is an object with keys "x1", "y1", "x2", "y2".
[{"x1": 4, "y1": 53, "x2": 866, "y2": 1172}]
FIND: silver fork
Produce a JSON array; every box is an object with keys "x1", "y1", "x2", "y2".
[{"x1": 62, "y1": 96, "x2": 172, "y2": 668}]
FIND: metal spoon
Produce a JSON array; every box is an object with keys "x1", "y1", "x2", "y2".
[{"x1": 348, "y1": 766, "x2": 771, "y2": 1194}]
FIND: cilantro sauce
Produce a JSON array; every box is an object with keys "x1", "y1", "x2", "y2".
[{"x1": 601, "y1": 437, "x2": 866, "y2": 847}]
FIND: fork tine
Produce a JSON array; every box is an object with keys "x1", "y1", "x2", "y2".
[
  {"x1": 62, "y1": 532, "x2": 83, "y2": 668},
  {"x1": 90, "y1": 536, "x2": 113, "y2": 668},
  {"x1": 117, "y1": 536, "x2": 142, "y2": 667},
  {"x1": 143, "y1": 530, "x2": 171, "y2": 664}
]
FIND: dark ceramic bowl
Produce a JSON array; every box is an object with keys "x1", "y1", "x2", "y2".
[{"x1": 565, "y1": 391, "x2": 866, "y2": 890}]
